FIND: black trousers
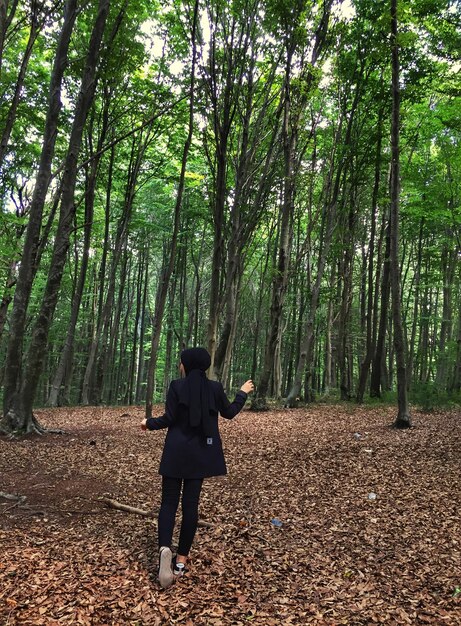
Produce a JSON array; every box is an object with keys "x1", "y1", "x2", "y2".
[{"x1": 158, "y1": 476, "x2": 203, "y2": 556}]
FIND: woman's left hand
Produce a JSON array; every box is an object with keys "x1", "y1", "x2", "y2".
[
  {"x1": 141, "y1": 418, "x2": 147, "y2": 431},
  {"x1": 240, "y1": 380, "x2": 255, "y2": 394}
]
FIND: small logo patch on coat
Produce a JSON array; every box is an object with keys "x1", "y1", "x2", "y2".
[{"x1": 207, "y1": 437, "x2": 213, "y2": 445}]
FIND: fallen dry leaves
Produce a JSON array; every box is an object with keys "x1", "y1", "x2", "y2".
[{"x1": 0, "y1": 403, "x2": 460, "y2": 625}]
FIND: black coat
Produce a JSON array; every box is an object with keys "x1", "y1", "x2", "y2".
[{"x1": 146, "y1": 378, "x2": 248, "y2": 479}]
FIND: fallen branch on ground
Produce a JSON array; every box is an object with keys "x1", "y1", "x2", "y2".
[
  {"x1": 101, "y1": 497, "x2": 153, "y2": 517},
  {"x1": 100, "y1": 497, "x2": 214, "y2": 527},
  {"x1": 0, "y1": 491, "x2": 27, "y2": 502}
]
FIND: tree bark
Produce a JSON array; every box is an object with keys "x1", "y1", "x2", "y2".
[
  {"x1": 47, "y1": 168, "x2": 94, "y2": 407},
  {"x1": 212, "y1": 44, "x2": 283, "y2": 384},
  {"x1": 0, "y1": 1, "x2": 41, "y2": 164},
  {"x1": 145, "y1": 0, "x2": 199, "y2": 418},
  {"x1": 0, "y1": 0, "x2": 19, "y2": 77},
  {"x1": 1, "y1": 0, "x2": 110, "y2": 434},
  {"x1": 252, "y1": 52, "x2": 295, "y2": 410},
  {"x1": 435, "y1": 244, "x2": 456, "y2": 389},
  {"x1": 80, "y1": 142, "x2": 119, "y2": 405},
  {"x1": 406, "y1": 220, "x2": 424, "y2": 388},
  {"x1": 451, "y1": 287, "x2": 461, "y2": 393},
  {"x1": 285, "y1": 98, "x2": 354, "y2": 407},
  {"x1": 0, "y1": 262, "x2": 17, "y2": 341},
  {"x1": 390, "y1": 0, "x2": 411, "y2": 428},
  {"x1": 1, "y1": 0, "x2": 79, "y2": 432},
  {"x1": 127, "y1": 251, "x2": 145, "y2": 404},
  {"x1": 102, "y1": 249, "x2": 128, "y2": 404},
  {"x1": 356, "y1": 106, "x2": 384, "y2": 403},
  {"x1": 370, "y1": 217, "x2": 390, "y2": 397},
  {"x1": 135, "y1": 257, "x2": 149, "y2": 404},
  {"x1": 47, "y1": 101, "x2": 110, "y2": 406}
]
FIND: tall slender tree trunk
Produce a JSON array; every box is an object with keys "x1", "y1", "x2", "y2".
[
  {"x1": 356, "y1": 108, "x2": 383, "y2": 402},
  {"x1": 1, "y1": 0, "x2": 79, "y2": 433},
  {"x1": 0, "y1": 0, "x2": 19, "y2": 76},
  {"x1": 285, "y1": 113, "x2": 353, "y2": 407},
  {"x1": 390, "y1": 0, "x2": 410, "y2": 428},
  {"x1": 213, "y1": 236, "x2": 242, "y2": 385},
  {"x1": 251, "y1": 238, "x2": 273, "y2": 381},
  {"x1": 102, "y1": 249, "x2": 128, "y2": 403},
  {"x1": 285, "y1": 190, "x2": 336, "y2": 406},
  {"x1": 407, "y1": 220, "x2": 424, "y2": 387},
  {"x1": 435, "y1": 244, "x2": 456, "y2": 389},
  {"x1": 0, "y1": 263, "x2": 16, "y2": 341},
  {"x1": 0, "y1": 0, "x2": 8, "y2": 77},
  {"x1": 47, "y1": 103, "x2": 109, "y2": 406},
  {"x1": 451, "y1": 286, "x2": 461, "y2": 393},
  {"x1": 337, "y1": 195, "x2": 356, "y2": 401},
  {"x1": 252, "y1": 49, "x2": 296, "y2": 410},
  {"x1": 370, "y1": 218, "x2": 391, "y2": 397},
  {"x1": 47, "y1": 167, "x2": 95, "y2": 406},
  {"x1": 20, "y1": 0, "x2": 109, "y2": 427},
  {"x1": 145, "y1": 0, "x2": 199, "y2": 418},
  {"x1": 135, "y1": 257, "x2": 149, "y2": 404},
  {"x1": 81, "y1": 143, "x2": 120, "y2": 404},
  {"x1": 127, "y1": 251, "x2": 145, "y2": 404},
  {"x1": 0, "y1": 2, "x2": 40, "y2": 164}
]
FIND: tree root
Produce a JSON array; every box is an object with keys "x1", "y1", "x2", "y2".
[
  {"x1": 393, "y1": 415, "x2": 412, "y2": 429},
  {"x1": 30, "y1": 414, "x2": 67, "y2": 435},
  {"x1": 0, "y1": 411, "x2": 67, "y2": 436}
]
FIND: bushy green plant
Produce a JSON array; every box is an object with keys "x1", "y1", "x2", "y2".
[{"x1": 410, "y1": 382, "x2": 461, "y2": 412}]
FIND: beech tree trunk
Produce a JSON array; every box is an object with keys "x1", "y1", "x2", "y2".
[
  {"x1": 252, "y1": 41, "x2": 296, "y2": 410},
  {"x1": 370, "y1": 210, "x2": 390, "y2": 396},
  {"x1": 0, "y1": 0, "x2": 18, "y2": 77},
  {"x1": 212, "y1": 45, "x2": 282, "y2": 385},
  {"x1": 0, "y1": 2, "x2": 40, "y2": 164},
  {"x1": 286, "y1": 85, "x2": 355, "y2": 407},
  {"x1": 451, "y1": 295, "x2": 461, "y2": 393},
  {"x1": 435, "y1": 244, "x2": 456, "y2": 388},
  {"x1": 1, "y1": 0, "x2": 110, "y2": 434},
  {"x1": 1, "y1": 0, "x2": 79, "y2": 433},
  {"x1": 47, "y1": 170, "x2": 94, "y2": 407},
  {"x1": 135, "y1": 257, "x2": 149, "y2": 404},
  {"x1": 390, "y1": 0, "x2": 411, "y2": 428},
  {"x1": 408, "y1": 219, "x2": 427, "y2": 388},
  {"x1": 0, "y1": 262, "x2": 17, "y2": 341},
  {"x1": 81, "y1": 141, "x2": 127, "y2": 405},
  {"x1": 356, "y1": 106, "x2": 383, "y2": 403},
  {"x1": 274, "y1": 1, "x2": 332, "y2": 407},
  {"x1": 145, "y1": 0, "x2": 198, "y2": 418},
  {"x1": 47, "y1": 102, "x2": 109, "y2": 406}
]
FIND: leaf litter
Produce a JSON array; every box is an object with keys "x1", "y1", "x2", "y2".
[{"x1": 0, "y1": 404, "x2": 460, "y2": 625}]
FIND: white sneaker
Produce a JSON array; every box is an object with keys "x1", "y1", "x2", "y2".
[{"x1": 158, "y1": 547, "x2": 174, "y2": 589}]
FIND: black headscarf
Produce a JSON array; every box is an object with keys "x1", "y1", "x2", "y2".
[{"x1": 180, "y1": 348, "x2": 213, "y2": 438}]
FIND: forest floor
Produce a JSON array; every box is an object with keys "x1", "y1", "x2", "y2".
[{"x1": 0, "y1": 403, "x2": 460, "y2": 626}]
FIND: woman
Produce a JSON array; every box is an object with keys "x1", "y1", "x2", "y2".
[{"x1": 141, "y1": 347, "x2": 254, "y2": 588}]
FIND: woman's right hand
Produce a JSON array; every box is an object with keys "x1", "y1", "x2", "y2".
[{"x1": 240, "y1": 380, "x2": 255, "y2": 394}]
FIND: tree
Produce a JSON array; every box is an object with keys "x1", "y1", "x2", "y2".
[
  {"x1": 145, "y1": 0, "x2": 199, "y2": 418},
  {"x1": 253, "y1": 0, "x2": 333, "y2": 409},
  {"x1": 0, "y1": 0, "x2": 459, "y2": 419},
  {"x1": 389, "y1": 0, "x2": 411, "y2": 428},
  {"x1": 1, "y1": 0, "x2": 110, "y2": 434}
]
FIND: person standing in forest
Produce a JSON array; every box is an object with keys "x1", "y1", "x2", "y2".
[{"x1": 141, "y1": 347, "x2": 254, "y2": 588}]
